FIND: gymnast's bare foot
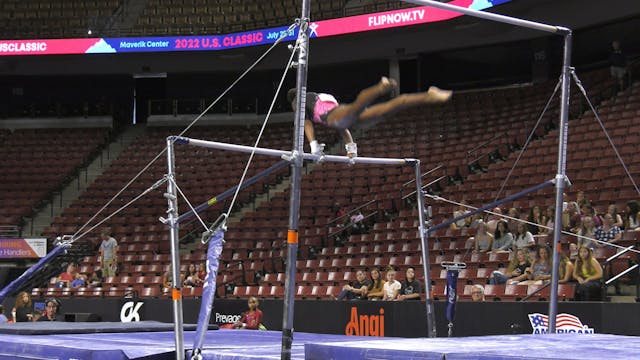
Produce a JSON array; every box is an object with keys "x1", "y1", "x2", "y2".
[
  {"x1": 380, "y1": 76, "x2": 399, "y2": 93},
  {"x1": 424, "y1": 86, "x2": 452, "y2": 103}
]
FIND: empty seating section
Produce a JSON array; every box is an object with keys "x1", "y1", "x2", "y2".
[
  {"x1": 0, "y1": 0, "x2": 122, "y2": 39},
  {"x1": 135, "y1": 0, "x2": 412, "y2": 36},
  {"x1": 1, "y1": 0, "x2": 412, "y2": 39},
  {"x1": 31, "y1": 67, "x2": 640, "y2": 301},
  {"x1": 40, "y1": 123, "x2": 292, "y2": 297},
  {"x1": 0, "y1": 128, "x2": 109, "y2": 226}
]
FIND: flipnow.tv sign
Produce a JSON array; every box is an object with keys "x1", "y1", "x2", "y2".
[{"x1": 344, "y1": 307, "x2": 385, "y2": 337}]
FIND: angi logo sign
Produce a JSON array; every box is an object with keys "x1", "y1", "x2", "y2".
[
  {"x1": 528, "y1": 313, "x2": 594, "y2": 334},
  {"x1": 345, "y1": 307, "x2": 385, "y2": 337}
]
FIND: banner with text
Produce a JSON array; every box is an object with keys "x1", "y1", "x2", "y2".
[
  {"x1": 0, "y1": 238, "x2": 47, "y2": 258},
  {"x1": 0, "y1": 0, "x2": 510, "y2": 56}
]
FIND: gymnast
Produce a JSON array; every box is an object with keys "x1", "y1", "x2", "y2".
[{"x1": 287, "y1": 77, "x2": 452, "y2": 158}]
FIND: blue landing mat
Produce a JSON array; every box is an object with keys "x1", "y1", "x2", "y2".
[
  {"x1": 304, "y1": 333, "x2": 640, "y2": 360},
  {"x1": 0, "y1": 328, "x2": 637, "y2": 359}
]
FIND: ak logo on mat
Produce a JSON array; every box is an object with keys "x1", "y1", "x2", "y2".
[
  {"x1": 528, "y1": 313, "x2": 594, "y2": 334},
  {"x1": 121, "y1": 301, "x2": 144, "y2": 322},
  {"x1": 345, "y1": 307, "x2": 385, "y2": 337}
]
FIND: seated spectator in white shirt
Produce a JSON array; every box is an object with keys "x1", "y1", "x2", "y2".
[{"x1": 382, "y1": 268, "x2": 401, "y2": 301}]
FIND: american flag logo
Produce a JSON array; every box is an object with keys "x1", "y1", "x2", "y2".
[{"x1": 528, "y1": 313, "x2": 594, "y2": 334}]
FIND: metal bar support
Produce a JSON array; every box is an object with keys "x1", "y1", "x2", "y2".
[
  {"x1": 166, "y1": 138, "x2": 185, "y2": 360},
  {"x1": 415, "y1": 160, "x2": 437, "y2": 337}
]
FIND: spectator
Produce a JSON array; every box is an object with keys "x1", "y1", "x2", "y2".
[
  {"x1": 558, "y1": 250, "x2": 574, "y2": 284},
  {"x1": 0, "y1": 305, "x2": 7, "y2": 323},
  {"x1": 14, "y1": 291, "x2": 33, "y2": 322},
  {"x1": 520, "y1": 245, "x2": 552, "y2": 285},
  {"x1": 472, "y1": 221, "x2": 493, "y2": 253},
  {"x1": 332, "y1": 202, "x2": 349, "y2": 227},
  {"x1": 233, "y1": 296, "x2": 263, "y2": 329},
  {"x1": 579, "y1": 203, "x2": 602, "y2": 228},
  {"x1": 569, "y1": 242, "x2": 579, "y2": 261},
  {"x1": 56, "y1": 263, "x2": 76, "y2": 288},
  {"x1": 470, "y1": 284, "x2": 485, "y2": 302},
  {"x1": 452, "y1": 200, "x2": 471, "y2": 229},
  {"x1": 562, "y1": 193, "x2": 579, "y2": 231},
  {"x1": 513, "y1": 222, "x2": 535, "y2": 250},
  {"x1": 527, "y1": 206, "x2": 543, "y2": 235},
  {"x1": 594, "y1": 213, "x2": 622, "y2": 247},
  {"x1": 609, "y1": 40, "x2": 627, "y2": 92},
  {"x1": 486, "y1": 207, "x2": 503, "y2": 233},
  {"x1": 37, "y1": 298, "x2": 62, "y2": 322},
  {"x1": 491, "y1": 220, "x2": 514, "y2": 252},
  {"x1": 350, "y1": 210, "x2": 367, "y2": 234},
  {"x1": 625, "y1": 200, "x2": 640, "y2": 231},
  {"x1": 88, "y1": 270, "x2": 103, "y2": 287},
  {"x1": 196, "y1": 263, "x2": 207, "y2": 282},
  {"x1": 184, "y1": 264, "x2": 203, "y2": 287},
  {"x1": 507, "y1": 208, "x2": 521, "y2": 234},
  {"x1": 605, "y1": 204, "x2": 624, "y2": 228},
  {"x1": 576, "y1": 215, "x2": 597, "y2": 249},
  {"x1": 366, "y1": 268, "x2": 384, "y2": 300},
  {"x1": 99, "y1": 230, "x2": 119, "y2": 277},
  {"x1": 70, "y1": 272, "x2": 87, "y2": 288},
  {"x1": 491, "y1": 248, "x2": 530, "y2": 285},
  {"x1": 540, "y1": 206, "x2": 555, "y2": 235},
  {"x1": 382, "y1": 268, "x2": 401, "y2": 301},
  {"x1": 163, "y1": 271, "x2": 173, "y2": 289},
  {"x1": 395, "y1": 267, "x2": 422, "y2": 301},
  {"x1": 335, "y1": 269, "x2": 370, "y2": 300},
  {"x1": 573, "y1": 246, "x2": 603, "y2": 301}
]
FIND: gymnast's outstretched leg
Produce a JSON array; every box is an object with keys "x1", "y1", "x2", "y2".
[
  {"x1": 357, "y1": 86, "x2": 452, "y2": 123},
  {"x1": 325, "y1": 77, "x2": 398, "y2": 130}
]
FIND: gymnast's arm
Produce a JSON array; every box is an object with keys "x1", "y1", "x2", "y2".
[
  {"x1": 304, "y1": 119, "x2": 316, "y2": 143},
  {"x1": 338, "y1": 128, "x2": 354, "y2": 144}
]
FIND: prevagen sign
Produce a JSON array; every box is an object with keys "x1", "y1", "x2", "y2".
[{"x1": 0, "y1": 0, "x2": 510, "y2": 56}]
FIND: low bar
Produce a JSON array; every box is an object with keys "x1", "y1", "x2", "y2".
[
  {"x1": 427, "y1": 179, "x2": 555, "y2": 234},
  {"x1": 171, "y1": 136, "x2": 412, "y2": 166},
  {"x1": 176, "y1": 159, "x2": 289, "y2": 223},
  {"x1": 401, "y1": 0, "x2": 563, "y2": 34}
]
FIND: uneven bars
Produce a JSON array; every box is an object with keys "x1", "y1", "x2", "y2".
[
  {"x1": 171, "y1": 136, "x2": 414, "y2": 166},
  {"x1": 176, "y1": 159, "x2": 289, "y2": 223},
  {"x1": 400, "y1": 0, "x2": 569, "y2": 34}
]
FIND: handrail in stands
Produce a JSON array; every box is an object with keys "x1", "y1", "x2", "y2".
[
  {"x1": 402, "y1": 175, "x2": 447, "y2": 201},
  {"x1": 325, "y1": 199, "x2": 377, "y2": 228},
  {"x1": 325, "y1": 211, "x2": 379, "y2": 245},
  {"x1": 401, "y1": 165, "x2": 444, "y2": 188}
]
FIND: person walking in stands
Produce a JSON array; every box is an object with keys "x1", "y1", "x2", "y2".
[
  {"x1": 609, "y1": 40, "x2": 627, "y2": 92},
  {"x1": 288, "y1": 77, "x2": 451, "y2": 158},
  {"x1": 395, "y1": 267, "x2": 422, "y2": 301},
  {"x1": 233, "y1": 296, "x2": 264, "y2": 330},
  {"x1": 99, "y1": 229, "x2": 118, "y2": 277}
]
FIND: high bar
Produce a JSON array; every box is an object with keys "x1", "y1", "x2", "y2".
[
  {"x1": 170, "y1": 136, "x2": 414, "y2": 166},
  {"x1": 400, "y1": 0, "x2": 569, "y2": 34}
]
